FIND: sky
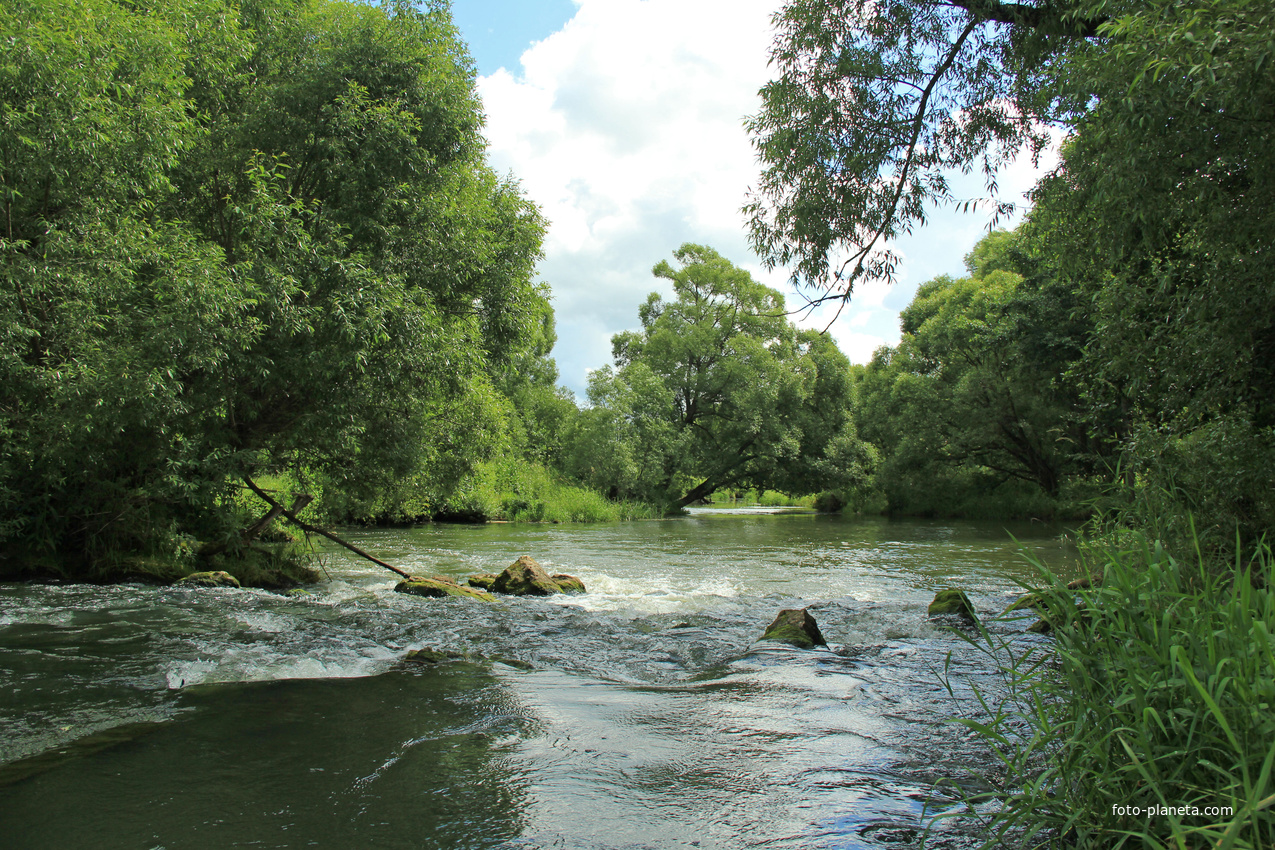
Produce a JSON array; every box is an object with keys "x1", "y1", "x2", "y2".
[{"x1": 450, "y1": 0, "x2": 1057, "y2": 401}]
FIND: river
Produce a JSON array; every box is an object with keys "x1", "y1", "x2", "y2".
[{"x1": 0, "y1": 510, "x2": 1074, "y2": 849}]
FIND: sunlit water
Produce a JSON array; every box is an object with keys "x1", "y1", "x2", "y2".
[{"x1": 0, "y1": 511, "x2": 1074, "y2": 849}]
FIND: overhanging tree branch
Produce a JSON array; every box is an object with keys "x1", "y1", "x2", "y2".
[
  {"x1": 832, "y1": 18, "x2": 979, "y2": 295},
  {"x1": 243, "y1": 477, "x2": 412, "y2": 579}
]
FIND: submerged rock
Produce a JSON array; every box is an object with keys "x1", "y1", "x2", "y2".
[
  {"x1": 395, "y1": 577, "x2": 494, "y2": 602},
  {"x1": 760, "y1": 608, "x2": 827, "y2": 648},
  {"x1": 1006, "y1": 583, "x2": 1089, "y2": 631},
  {"x1": 175, "y1": 570, "x2": 241, "y2": 588},
  {"x1": 1005, "y1": 591, "x2": 1045, "y2": 614},
  {"x1": 492, "y1": 556, "x2": 564, "y2": 596},
  {"x1": 551, "y1": 573, "x2": 586, "y2": 593},
  {"x1": 404, "y1": 648, "x2": 469, "y2": 665},
  {"x1": 467, "y1": 573, "x2": 498, "y2": 591}
]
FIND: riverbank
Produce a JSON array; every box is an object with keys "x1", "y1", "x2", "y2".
[{"x1": 958, "y1": 531, "x2": 1275, "y2": 848}]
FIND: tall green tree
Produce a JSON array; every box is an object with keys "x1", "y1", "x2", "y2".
[
  {"x1": 567, "y1": 244, "x2": 869, "y2": 510},
  {"x1": 856, "y1": 229, "x2": 1094, "y2": 515},
  {"x1": 0, "y1": 0, "x2": 547, "y2": 571}
]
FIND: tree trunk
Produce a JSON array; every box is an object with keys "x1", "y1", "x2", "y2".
[
  {"x1": 198, "y1": 494, "x2": 313, "y2": 557},
  {"x1": 671, "y1": 479, "x2": 719, "y2": 510}
]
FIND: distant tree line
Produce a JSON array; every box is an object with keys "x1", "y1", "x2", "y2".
[{"x1": 6, "y1": 0, "x2": 1271, "y2": 582}]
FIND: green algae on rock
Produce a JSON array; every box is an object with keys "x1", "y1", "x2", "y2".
[
  {"x1": 467, "y1": 573, "x2": 498, "y2": 590},
  {"x1": 550, "y1": 573, "x2": 586, "y2": 593},
  {"x1": 395, "y1": 577, "x2": 495, "y2": 602},
  {"x1": 927, "y1": 588, "x2": 976, "y2": 620},
  {"x1": 760, "y1": 607, "x2": 827, "y2": 648},
  {"x1": 175, "y1": 570, "x2": 241, "y2": 588}
]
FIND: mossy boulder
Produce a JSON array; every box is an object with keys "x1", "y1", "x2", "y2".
[
  {"x1": 467, "y1": 573, "x2": 498, "y2": 591},
  {"x1": 760, "y1": 608, "x2": 827, "y2": 648},
  {"x1": 175, "y1": 570, "x2": 241, "y2": 588},
  {"x1": 492, "y1": 556, "x2": 563, "y2": 596},
  {"x1": 928, "y1": 588, "x2": 976, "y2": 620},
  {"x1": 551, "y1": 573, "x2": 586, "y2": 593},
  {"x1": 395, "y1": 577, "x2": 495, "y2": 602}
]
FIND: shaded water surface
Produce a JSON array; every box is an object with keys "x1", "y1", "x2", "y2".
[{"x1": 0, "y1": 513, "x2": 1073, "y2": 848}]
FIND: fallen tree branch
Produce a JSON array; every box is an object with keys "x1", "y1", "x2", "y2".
[
  {"x1": 198, "y1": 495, "x2": 305, "y2": 558},
  {"x1": 243, "y1": 477, "x2": 412, "y2": 579}
]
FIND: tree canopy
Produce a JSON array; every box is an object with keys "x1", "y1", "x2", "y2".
[
  {"x1": 1, "y1": 0, "x2": 546, "y2": 570},
  {"x1": 567, "y1": 244, "x2": 871, "y2": 510},
  {"x1": 750, "y1": 0, "x2": 1275, "y2": 544},
  {"x1": 746, "y1": 0, "x2": 1273, "y2": 297}
]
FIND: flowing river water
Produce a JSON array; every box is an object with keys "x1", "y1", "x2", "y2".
[{"x1": 0, "y1": 509, "x2": 1075, "y2": 849}]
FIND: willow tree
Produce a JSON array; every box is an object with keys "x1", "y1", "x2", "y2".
[
  {"x1": 0, "y1": 0, "x2": 546, "y2": 573},
  {"x1": 567, "y1": 245, "x2": 870, "y2": 510}
]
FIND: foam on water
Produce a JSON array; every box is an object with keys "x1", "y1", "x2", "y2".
[
  {"x1": 545, "y1": 570, "x2": 744, "y2": 615},
  {"x1": 164, "y1": 640, "x2": 402, "y2": 688}
]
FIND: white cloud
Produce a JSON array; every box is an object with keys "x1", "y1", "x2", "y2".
[
  {"x1": 477, "y1": 1, "x2": 1064, "y2": 397},
  {"x1": 478, "y1": 0, "x2": 784, "y2": 396}
]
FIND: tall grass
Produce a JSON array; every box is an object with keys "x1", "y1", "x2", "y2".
[
  {"x1": 707, "y1": 489, "x2": 817, "y2": 508},
  {"x1": 439, "y1": 458, "x2": 662, "y2": 523},
  {"x1": 946, "y1": 530, "x2": 1275, "y2": 849}
]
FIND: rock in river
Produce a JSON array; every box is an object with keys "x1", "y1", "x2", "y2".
[
  {"x1": 467, "y1": 573, "x2": 498, "y2": 591},
  {"x1": 927, "y1": 588, "x2": 976, "y2": 620},
  {"x1": 175, "y1": 570, "x2": 241, "y2": 588},
  {"x1": 493, "y1": 556, "x2": 584, "y2": 596},
  {"x1": 760, "y1": 608, "x2": 827, "y2": 648},
  {"x1": 395, "y1": 576, "x2": 495, "y2": 602}
]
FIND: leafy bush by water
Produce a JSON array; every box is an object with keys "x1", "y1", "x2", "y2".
[
  {"x1": 438, "y1": 458, "x2": 661, "y2": 523},
  {"x1": 707, "y1": 489, "x2": 816, "y2": 508},
  {"x1": 947, "y1": 532, "x2": 1275, "y2": 849}
]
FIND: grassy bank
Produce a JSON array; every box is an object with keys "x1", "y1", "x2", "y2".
[
  {"x1": 705, "y1": 489, "x2": 817, "y2": 508},
  {"x1": 436, "y1": 459, "x2": 663, "y2": 523},
  {"x1": 952, "y1": 531, "x2": 1275, "y2": 848},
  {"x1": 263, "y1": 459, "x2": 663, "y2": 526}
]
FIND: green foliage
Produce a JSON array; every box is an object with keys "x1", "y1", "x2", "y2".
[
  {"x1": 949, "y1": 533, "x2": 1275, "y2": 848},
  {"x1": 438, "y1": 457, "x2": 660, "y2": 524},
  {"x1": 1021, "y1": 0, "x2": 1275, "y2": 549},
  {"x1": 746, "y1": 0, "x2": 1084, "y2": 291},
  {"x1": 0, "y1": 0, "x2": 547, "y2": 570},
  {"x1": 566, "y1": 244, "x2": 872, "y2": 510},
  {"x1": 752, "y1": 0, "x2": 1275, "y2": 543},
  {"x1": 492, "y1": 300, "x2": 580, "y2": 469},
  {"x1": 855, "y1": 230, "x2": 1095, "y2": 518}
]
